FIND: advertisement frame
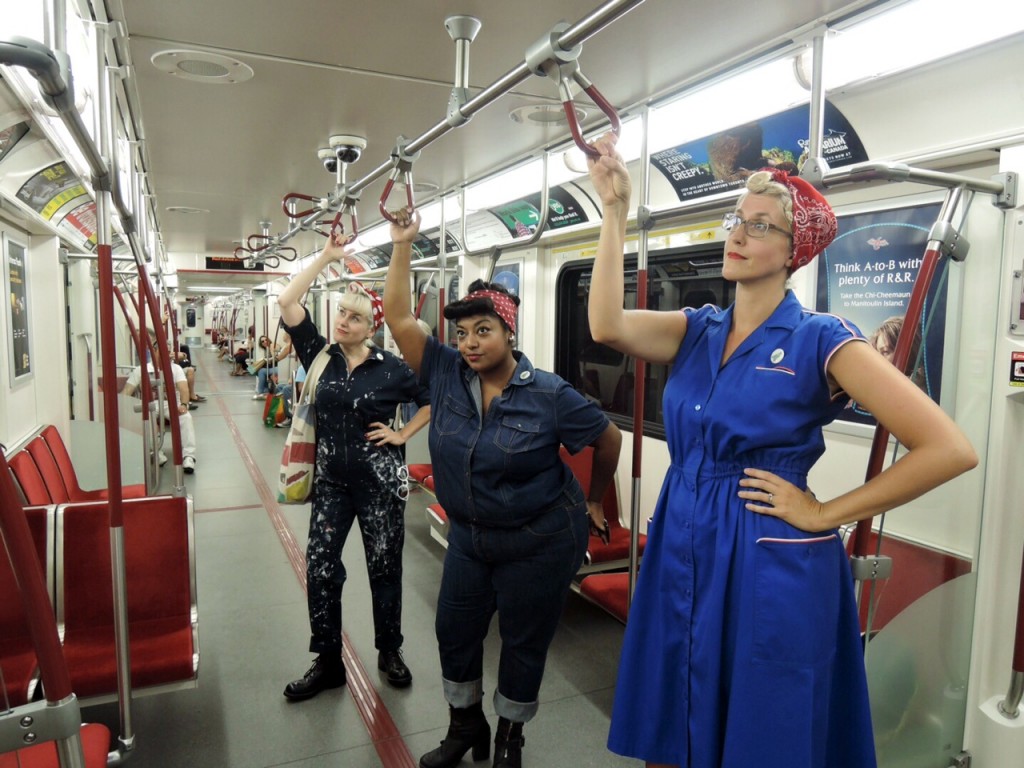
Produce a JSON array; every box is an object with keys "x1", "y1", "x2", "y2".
[
  {"x1": 814, "y1": 198, "x2": 951, "y2": 434},
  {"x1": 3, "y1": 232, "x2": 32, "y2": 386}
]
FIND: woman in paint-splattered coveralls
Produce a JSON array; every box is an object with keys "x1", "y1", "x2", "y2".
[{"x1": 278, "y1": 236, "x2": 431, "y2": 701}]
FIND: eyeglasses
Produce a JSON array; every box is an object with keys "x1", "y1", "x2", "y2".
[{"x1": 722, "y1": 212, "x2": 792, "y2": 240}]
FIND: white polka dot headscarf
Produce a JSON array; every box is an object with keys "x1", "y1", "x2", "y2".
[
  {"x1": 761, "y1": 167, "x2": 838, "y2": 271},
  {"x1": 347, "y1": 281, "x2": 384, "y2": 331},
  {"x1": 464, "y1": 289, "x2": 517, "y2": 334}
]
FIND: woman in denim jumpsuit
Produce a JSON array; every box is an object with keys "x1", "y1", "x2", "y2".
[
  {"x1": 383, "y1": 212, "x2": 622, "y2": 768},
  {"x1": 277, "y1": 243, "x2": 431, "y2": 702}
]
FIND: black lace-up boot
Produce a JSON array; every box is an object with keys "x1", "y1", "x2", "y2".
[
  {"x1": 378, "y1": 648, "x2": 412, "y2": 688},
  {"x1": 419, "y1": 702, "x2": 491, "y2": 768},
  {"x1": 282, "y1": 654, "x2": 346, "y2": 701},
  {"x1": 492, "y1": 717, "x2": 524, "y2": 768}
]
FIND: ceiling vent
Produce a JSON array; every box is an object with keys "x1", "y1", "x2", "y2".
[
  {"x1": 509, "y1": 103, "x2": 586, "y2": 126},
  {"x1": 151, "y1": 50, "x2": 254, "y2": 84},
  {"x1": 166, "y1": 205, "x2": 209, "y2": 215}
]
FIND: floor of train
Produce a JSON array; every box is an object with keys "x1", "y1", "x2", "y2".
[{"x1": 84, "y1": 345, "x2": 633, "y2": 768}]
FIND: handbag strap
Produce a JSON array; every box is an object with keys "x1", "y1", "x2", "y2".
[{"x1": 298, "y1": 343, "x2": 332, "y2": 406}]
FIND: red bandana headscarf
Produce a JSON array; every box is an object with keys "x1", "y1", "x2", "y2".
[
  {"x1": 465, "y1": 289, "x2": 517, "y2": 334},
  {"x1": 348, "y1": 282, "x2": 384, "y2": 331},
  {"x1": 761, "y1": 168, "x2": 837, "y2": 271}
]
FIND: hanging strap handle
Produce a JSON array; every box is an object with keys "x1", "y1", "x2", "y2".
[
  {"x1": 379, "y1": 136, "x2": 421, "y2": 224},
  {"x1": 525, "y1": 22, "x2": 621, "y2": 158}
]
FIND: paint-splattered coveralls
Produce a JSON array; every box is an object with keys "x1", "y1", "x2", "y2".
[{"x1": 286, "y1": 309, "x2": 430, "y2": 655}]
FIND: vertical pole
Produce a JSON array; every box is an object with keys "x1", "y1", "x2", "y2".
[
  {"x1": 627, "y1": 106, "x2": 652, "y2": 608},
  {"x1": 95, "y1": 20, "x2": 135, "y2": 755}
]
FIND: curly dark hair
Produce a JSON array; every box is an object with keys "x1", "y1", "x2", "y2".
[{"x1": 442, "y1": 279, "x2": 521, "y2": 332}]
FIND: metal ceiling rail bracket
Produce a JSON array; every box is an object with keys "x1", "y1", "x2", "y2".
[
  {"x1": 444, "y1": 15, "x2": 482, "y2": 128},
  {"x1": 525, "y1": 21, "x2": 621, "y2": 157}
]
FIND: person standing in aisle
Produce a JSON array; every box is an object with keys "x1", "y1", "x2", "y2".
[
  {"x1": 277, "y1": 236, "x2": 431, "y2": 700},
  {"x1": 585, "y1": 134, "x2": 977, "y2": 768}
]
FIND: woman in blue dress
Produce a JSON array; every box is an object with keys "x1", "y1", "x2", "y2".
[{"x1": 585, "y1": 134, "x2": 978, "y2": 768}]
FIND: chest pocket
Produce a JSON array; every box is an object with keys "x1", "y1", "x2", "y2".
[
  {"x1": 494, "y1": 416, "x2": 540, "y2": 454},
  {"x1": 436, "y1": 393, "x2": 475, "y2": 436}
]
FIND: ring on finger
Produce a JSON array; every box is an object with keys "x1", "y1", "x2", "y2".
[{"x1": 768, "y1": 493, "x2": 774, "y2": 504}]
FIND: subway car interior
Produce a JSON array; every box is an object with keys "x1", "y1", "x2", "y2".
[{"x1": 2, "y1": 0, "x2": 1024, "y2": 766}]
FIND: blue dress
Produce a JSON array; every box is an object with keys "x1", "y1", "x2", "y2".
[{"x1": 608, "y1": 292, "x2": 877, "y2": 768}]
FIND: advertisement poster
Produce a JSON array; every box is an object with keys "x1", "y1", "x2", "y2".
[
  {"x1": 4, "y1": 235, "x2": 31, "y2": 382},
  {"x1": 815, "y1": 202, "x2": 944, "y2": 425},
  {"x1": 489, "y1": 199, "x2": 541, "y2": 238},
  {"x1": 16, "y1": 161, "x2": 90, "y2": 222},
  {"x1": 0, "y1": 122, "x2": 29, "y2": 164},
  {"x1": 523, "y1": 185, "x2": 590, "y2": 231},
  {"x1": 651, "y1": 101, "x2": 867, "y2": 202},
  {"x1": 58, "y1": 200, "x2": 98, "y2": 250}
]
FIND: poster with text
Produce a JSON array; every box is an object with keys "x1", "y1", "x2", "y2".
[
  {"x1": 650, "y1": 101, "x2": 867, "y2": 202},
  {"x1": 4, "y1": 235, "x2": 31, "y2": 383},
  {"x1": 815, "y1": 203, "x2": 945, "y2": 425}
]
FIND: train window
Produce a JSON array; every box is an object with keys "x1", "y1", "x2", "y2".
[{"x1": 555, "y1": 245, "x2": 734, "y2": 439}]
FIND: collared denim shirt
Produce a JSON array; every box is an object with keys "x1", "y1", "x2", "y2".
[{"x1": 421, "y1": 336, "x2": 610, "y2": 528}]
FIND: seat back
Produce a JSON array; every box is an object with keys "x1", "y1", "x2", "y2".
[
  {"x1": 25, "y1": 437, "x2": 71, "y2": 504},
  {"x1": 58, "y1": 496, "x2": 193, "y2": 631},
  {"x1": 558, "y1": 445, "x2": 621, "y2": 529},
  {"x1": 56, "y1": 496, "x2": 198, "y2": 697},
  {"x1": 40, "y1": 425, "x2": 85, "y2": 497},
  {"x1": 0, "y1": 504, "x2": 53, "y2": 707},
  {"x1": 8, "y1": 451, "x2": 52, "y2": 506}
]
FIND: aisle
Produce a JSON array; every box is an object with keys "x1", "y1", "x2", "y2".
[{"x1": 85, "y1": 344, "x2": 629, "y2": 767}]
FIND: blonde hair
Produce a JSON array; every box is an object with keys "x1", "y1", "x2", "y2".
[
  {"x1": 337, "y1": 290, "x2": 374, "y2": 345},
  {"x1": 740, "y1": 171, "x2": 794, "y2": 227}
]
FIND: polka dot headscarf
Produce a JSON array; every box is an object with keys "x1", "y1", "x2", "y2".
[
  {"x1": 348, "y1": 281, "x2": 384, "y2": 331},
  {"x1": 465, "y1": 289, "x2": 517, "y2": 334},
  {"x1": 762, "y1": 167, "x2": 838, "y2": 271}
]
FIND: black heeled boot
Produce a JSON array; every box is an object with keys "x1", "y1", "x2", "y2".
[
  {"x1": 419, "y1": 703, "x2": 491, "y2": 768},
  {"x1": 492, "y1": 717, "x2": 524, "y2": 768}
]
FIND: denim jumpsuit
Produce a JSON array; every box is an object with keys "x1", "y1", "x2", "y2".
[
  {"x1": 286, "y1": 309, "x2": 429, "y2": 656},
  {"x1": 421, "y1": 336, "x2": 610, "y2": 722}
]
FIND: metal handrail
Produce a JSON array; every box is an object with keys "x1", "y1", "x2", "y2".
[{"x1": 997, "y1": 541, "x2": 1024, "y2": 718}]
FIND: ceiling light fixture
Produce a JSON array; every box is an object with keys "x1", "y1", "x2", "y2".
[
  {"x1": 151, "y1": 50, "x2": 255, "y2": 84},
  {"x1": 165, "y1": 206, "x2": 209, "y2": 214},
  {"x1": 509, "y1": 103, "x2": 586, "y2": 126}
]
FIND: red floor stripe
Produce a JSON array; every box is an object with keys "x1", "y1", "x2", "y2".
[
  {"x1": 204, "y1": 362, "x2": 417, "y2": 767},
  {"x1": 193, "y1": 503, "x2": 263, "y2": 514}
]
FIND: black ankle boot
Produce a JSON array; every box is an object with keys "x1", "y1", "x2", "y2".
[
  {"x1": 378, "y1": 648, "x2": 412, "y2": 688},
  {"x1": 419, "y1": 703, "x2": 491, "y2": 768},
  {"x1": 282, "y1": 654, "x2": 346, "y2": 701},
  {"x1": 492, "y1": 717, "x2": 523, "y2": 768}
]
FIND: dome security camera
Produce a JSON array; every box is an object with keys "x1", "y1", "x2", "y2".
[
  {"x1": 318, "y1": 148, "x2": 338, "y2": 174},
  {"x1": 329, "y1": 134, "x2": 367, "y2": 166}
]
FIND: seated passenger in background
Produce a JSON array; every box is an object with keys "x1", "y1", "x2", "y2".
[
  {"x1": 253, "y1": 331, "x2": 293, "y2": 400},
  {"x1": 231, "y1": 328, "x2": 255, "y2": 375},
  {"x1": 122, "y1": 333, "x2": 198, "y2": 474}
]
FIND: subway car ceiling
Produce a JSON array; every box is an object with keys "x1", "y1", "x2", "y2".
[{"x1": 1, "y1": 0, "x2": 1023, "y2": 303}]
